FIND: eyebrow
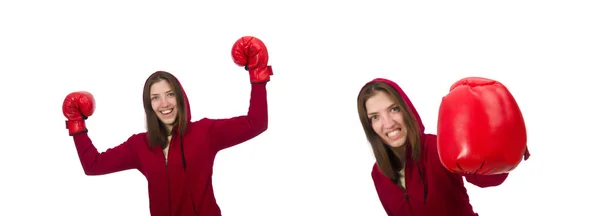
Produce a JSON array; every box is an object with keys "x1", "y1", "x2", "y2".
[
  {"x1": 151, "y1": 90, "x2": 174, "y2": 96},
  {"x1": 367, "y1": 103, "x2": 397, "y2": 116}
]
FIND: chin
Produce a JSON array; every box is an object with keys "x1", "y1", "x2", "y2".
[
  {"x1": 386, "y1": 138, "x2": 407, "y2": 148},
  {"x1": 160, "y1": 118, "x2": 176, "y2": 125}
]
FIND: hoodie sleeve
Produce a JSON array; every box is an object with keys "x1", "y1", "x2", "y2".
[
  {"x1": 464, "y1": 172, "x2": 509, "y2": 188},
  {"x1": 208, "y1": 83, "x2": 269, "y2": 152},
  {"x1": 72, "y1": 133, "x2": 139, "y2": 175},
  {"x1": 465, "y1": 147, "x2": 529, "y2": 187},
  {"x1": 427, "y1": 134, "x2": 509, "y2": 188}
]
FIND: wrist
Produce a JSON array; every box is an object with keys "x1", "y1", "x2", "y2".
[
  {"x1": 249, "y1": 66, "x2": 273, "y2": 83},
  {"x1": 66, "y1": 120, "x2": 88, "y2": 136}
]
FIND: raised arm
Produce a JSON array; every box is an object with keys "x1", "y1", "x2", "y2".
[
  {"x1": 63, "y1": 91, "x2": 139, "y2": 175},
  {"x1": 208, "y1": 36, "x2": 273, "y2": 152},
  {"x1": 208, "y1": 83, "x2": 268, "y2": 151},
  {"x1": 73, "y1": 133, "x2": 140, "y2": 175}
]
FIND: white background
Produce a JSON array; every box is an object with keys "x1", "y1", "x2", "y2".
[{"x1": 1, "y1": 0, "x2": 599, "y2": 215}]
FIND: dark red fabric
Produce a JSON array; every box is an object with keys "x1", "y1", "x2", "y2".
[
  {"x1": 71, "y1": 71, "x2": 269, "y2": 215},
  {"x1": 364, "y1": 78, "x2": 509, "y2": 216}
]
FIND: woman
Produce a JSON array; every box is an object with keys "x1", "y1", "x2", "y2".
[
  {"x1": 61, "y1": 37, "x2": 273, "y2": 216},
  {"x1": 356, "y1": 78, "x2": 522, "y2": 216}
]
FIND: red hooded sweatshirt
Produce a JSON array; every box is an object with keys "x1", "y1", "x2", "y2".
[
  {"x1": 71, "y1": 71, "x2": 268, "y2": 216},
  {"x1": 364, "y1": 78, "x2": 529, "y2": 216}
]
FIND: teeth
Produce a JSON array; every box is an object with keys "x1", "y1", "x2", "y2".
[
  {"x1": 387, "y1": 130, "x2": 400, "y2": 137},
  {"x1": 161, "y1": 109, "x2": 173, "y2": 114}
]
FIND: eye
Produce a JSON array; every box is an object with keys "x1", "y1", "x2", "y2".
[
  {"x1": 369, "y1": 115, "x2": 378, "y2": 121},
  {"x1": 151, "y1": 96, "x2": 158, "y2": 100},
  {"x1": 391, "y1": 106, "x2": 400, "y2": 112},
  {"x1": 167, "y1": 92, "x2": 175, "y2": 97}
]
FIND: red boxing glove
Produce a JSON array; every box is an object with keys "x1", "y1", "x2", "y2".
[
  {"x1": 62, "y1": 91, "x2": 95, "y2": 136},
  {"x1": 437, "y1": 77, "x2": 529, "y2": 175},
  {"x1": 231, "y1": 36, "x2": 273, "y2": 83}
]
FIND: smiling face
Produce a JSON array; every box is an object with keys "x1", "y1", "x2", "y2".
[
  {"x1": 365, "y1": 91, "x2": 408, "y2": 148},
  {"x1": 150, "y1": 79, "x2": 178, "y2": 131}
]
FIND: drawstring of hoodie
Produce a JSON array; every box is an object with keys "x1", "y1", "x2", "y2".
[
  {"x1": 179, "y1": 133, "x2": 207, "y2": 215},
  {"x1": 416, "y1": 164, "x2": 428, "y2": 204},
  {"x1": 393, "y1": 162, "x2": 428, "y2": 206},
  {"x1": 390, "y1": 146, "x2": 428, "y2": 205},
  {"x1": 175, "y1": 133, "x2": 197, "y2": 214},
  {"x1": 180, "y1": 133, "x2": 187, "y2": 171},
  {"x1": 403, "y1": 164, "x2": 428, "y2": 216}
]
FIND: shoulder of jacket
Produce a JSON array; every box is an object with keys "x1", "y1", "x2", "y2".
[
  {"x1": 190, "y1": 117, "x2": 213, "y2": 124},
  {"x1": 130, "y1": 132, "x2": 147, "y2": 138},
  {"x1": 189, "y1": 117, "x2": 215, "y2": 128},
  {"x1": 124, "y1": 132, "x2": 149, "y2": 146},
  {"x1": 371, "y1": 162, "x2": 381, "y2": 178},
  {"x1": 422, "y1": 134, "x2": 438, "y2": 153}
]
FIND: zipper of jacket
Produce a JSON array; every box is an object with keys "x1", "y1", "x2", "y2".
[
  {"x1": 166, "y1": 161, "x2": 172, "y2": 215},
  {"x1": 400, "y1": 185, "x2": 415, "y2": 216},
  {"x1": 398, "y1": 172, "x2": 415, "y2": 216},
  {"x1": 165, "y1": 137, "x2": 174, "y2": 216}
]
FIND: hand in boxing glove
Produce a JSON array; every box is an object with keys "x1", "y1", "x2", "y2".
[
  {"x1": 231, "y1": 36, "x2": 273, "y2": 83},
  {"x1": 63, "y1": 91, "x2": 96, "y2": 136},
  {"x1": 437, "y1": 77, "x2": 529, "y2": 175}
]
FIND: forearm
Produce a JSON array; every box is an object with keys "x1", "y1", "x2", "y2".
[
  {"x1": 73, "y1": 133, "x2": 103, "y2": 175},
  {"x1": 465, "y1": 172, "x2": 509, "y2": 188},
  {"x1": 246, "y1": 83, "x2": 269, "y2": 130}
]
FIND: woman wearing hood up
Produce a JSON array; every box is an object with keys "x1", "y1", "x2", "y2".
[
  {"x1": 61, "y1": 36, "x2": 273, "y2": 216},
  {"x1": 356, "y1": 78, "x2": 530, "y2": 216}
]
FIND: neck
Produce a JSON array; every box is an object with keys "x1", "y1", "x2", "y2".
[
  {"x1": 166, "y1": 124, "x2": 174, "y2": 135},
  {"x1": 391, "y1": 145, "x2": 407, "y2": 166}
]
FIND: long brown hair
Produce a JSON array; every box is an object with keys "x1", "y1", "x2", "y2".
[
  {"x1": 357, "y1": 81, "x2": 421, "y2": 181},
  {"x1": 142, "y1": 71, "x2": 188, "y2": 149}
]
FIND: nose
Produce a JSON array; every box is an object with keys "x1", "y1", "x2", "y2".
[
  {"x1": 381, "y1": 114, "x2": 395, "y2": 129},
  {"x1": 159, "y1": 96, "x2": 169, "y2": 107}
]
